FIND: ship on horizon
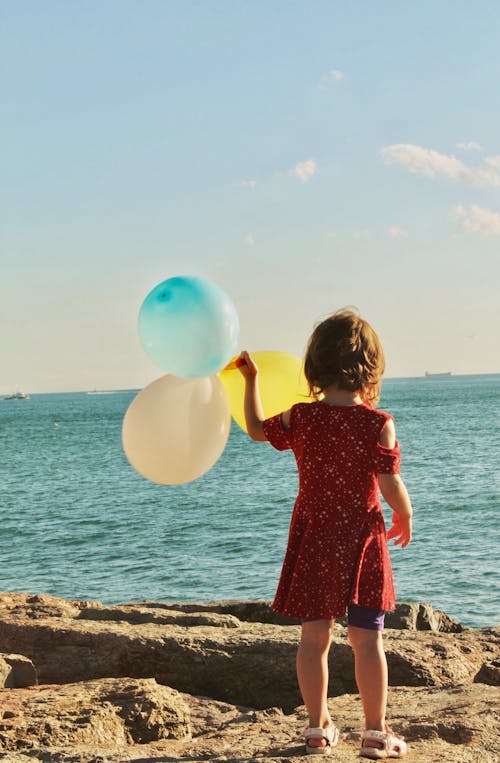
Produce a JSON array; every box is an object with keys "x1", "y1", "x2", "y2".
[
  {"x1": 424, "y1": 371, "x2": 452, "y2": 378},
  {"x1": 3, "y1": 390, "x2": 30, "y2": 400}
]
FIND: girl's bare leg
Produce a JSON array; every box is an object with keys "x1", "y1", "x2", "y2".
[
  {"x1": 296, "y1": 619, "x2": 335, "y2": 748},
  {"x1": 348, "y1": 625, "x2": 387, "y2": 731}
]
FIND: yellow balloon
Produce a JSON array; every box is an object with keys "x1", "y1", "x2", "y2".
[
  {"x1": 219, "y1": 350, "x2": 311, "y2": 432},
  {"x1": 122, "y1": 374, "x2": 231, "y2": 485}
]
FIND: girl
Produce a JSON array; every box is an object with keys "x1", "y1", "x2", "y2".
[{"x1": 238, "y1": 309, "x2": 412, "y2": 759}]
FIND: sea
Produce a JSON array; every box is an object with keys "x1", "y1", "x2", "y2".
[{"x1": 1, "y1": 374, "x2": 499, "y2": 628}]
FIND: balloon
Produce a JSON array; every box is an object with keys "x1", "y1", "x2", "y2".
[
  {"x1": 138, "y1": 276, "x2": 239, "y2": 377},
  {"x1": 219, "y1": 350, "x2": 310, "y2": 432},
  {"x1": 122, "y1": 374, "x2": 231, "y2": 485}
]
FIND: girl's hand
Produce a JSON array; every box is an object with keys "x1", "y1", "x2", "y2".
[
  {"x1": 237, "y1": 351, "x2": 258, "y2": 378},
  {"x1": 387, "y1": 512, "x2": 412, "y2": 548}
]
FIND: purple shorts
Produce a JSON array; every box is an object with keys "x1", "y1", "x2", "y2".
[{"x1": 302, "y1": 604, "x2": 385, "y2": 631}]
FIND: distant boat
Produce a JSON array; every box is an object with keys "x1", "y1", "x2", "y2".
[
  {"x1": 87, "y1": 390, "x2": 117, "y2": 395},
  {"x1": 424, "y1": 371, "x2": 452, "y2": 378},
  {"x1": 4, "y1": 390, "x2": 30, "y2": 400}
]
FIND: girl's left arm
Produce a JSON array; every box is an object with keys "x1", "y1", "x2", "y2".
[{"x1": 378, "y1": 418, "x2": 413, "y2": 548}]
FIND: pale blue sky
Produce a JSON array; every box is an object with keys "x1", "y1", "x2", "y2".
[{"x1": 1, "y1": 1, "x2": 499, "y2": 392}]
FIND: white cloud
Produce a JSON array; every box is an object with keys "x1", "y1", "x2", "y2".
[
  {"x1": 380, "y1": 143, "x2": 500, "y2": 187},
  {"x1": 388, "y1": 226, "x2": 409, "y2": 240},
  {"x1": 456, "y1": 141, "x2": 483, "y2": 151},
  {"x1": 485, "y1": 155, "x2": 500, "y2": 170},
  {"x1": 239, "y1": 180, "x2": 257, "y2": 189},
  {"x1": 453, "y1": 203, "x2": 500, "y2": 236},
  {"x1": 244, "y1": 233, "x2": 255, "y2": 246},
  {"x1": 290, "y1": 159, "x2": 318, "y2": 183},
  {"x1": 319, "y1": 69, "x2": 345, "y2": 89}
]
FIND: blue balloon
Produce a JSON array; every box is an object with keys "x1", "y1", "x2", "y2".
[{"x1": 138, "y1": 276, "x2": 240, "y2": 377}]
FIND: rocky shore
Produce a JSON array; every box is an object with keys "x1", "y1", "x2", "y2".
[{"x1": 0, "y1": 593, "x2": 498, "y2": 762}]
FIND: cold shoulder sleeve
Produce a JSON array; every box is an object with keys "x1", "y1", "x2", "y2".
[
  {"x1": 373, "y1": 441, "x2": 401, "y2": 473},
  {"x1": 372, "y1": 412, "x2": 401, "y2": 473},
  {"x1": 262, "y1": 406, "x2": 296, "y2": 451}
]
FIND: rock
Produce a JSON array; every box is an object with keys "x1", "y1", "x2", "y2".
[
  {"x1": 0, "y1": 592, "x2": 100, "y2": 620},
  {"x1": 0, "y1": 677, "x2": 190, "y2": 752},
  {"x1": 0, "y1": 654, "x2": 36, "y2": 688},
  {"x1": 474, "y1": 658, "x2": 500, "y2": 686},
  {"x1": 0, "y1": 593, "x2": 497, "y2": 712},
  {"x1": 141, "y1": 598, "x2": 463, "y2": 631},
  {"x1": 138, "y1": 598, "x2": 301, "y2": 626},
  {"x1": 0, "y1": 615, "x2": 303, "y2": 710},
  {"x1": 383, "y1": 630, "x2": 493, "y2": 688},
  {"x1": 0, "y1": 593, "x2": 498, "y2": 762},
  {"x1": 77, "y1": 604, "x2": 241, "y2": 628},
  {"x1": 384, "y1": 602, "x2": 463, "y2": 632},
  {"x1": 0, "y1": 684, "x2": 498, "y2": 762}
]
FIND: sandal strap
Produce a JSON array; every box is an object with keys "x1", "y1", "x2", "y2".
[
  {"x1": 305, "y1": 726, "x2": 337, "y2": 743},
  {"x1": 362, "y1": 730, "x2": 388, "y2": 742},
  {"x1": 361, "y1": 729, "x2": 407, "y2": 756}
]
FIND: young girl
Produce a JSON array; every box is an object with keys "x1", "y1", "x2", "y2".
[{"x1": 238, "y1": 309, "x2": 412, "y2": 759}]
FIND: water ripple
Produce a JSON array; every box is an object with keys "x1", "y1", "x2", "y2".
[{"x1": 0, "y1": 378, "x2": 499, "y2": 626}]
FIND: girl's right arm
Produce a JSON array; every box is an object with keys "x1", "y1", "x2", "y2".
[
  {"x1": 377, "y1": 418, "x2": 413, "y2": 548},
  {"x1": 237, "y1": 351, "x2": 268, "y2": 442}
]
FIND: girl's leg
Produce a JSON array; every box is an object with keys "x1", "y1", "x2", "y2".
[
  {"x1": 348, "y1": 624, "x2": 387, "y2": 732},
  {"x1": 296, "y1": 619, "x2": 335, "y2": 748}
]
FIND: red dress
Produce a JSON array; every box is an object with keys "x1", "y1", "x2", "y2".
[{"x1": 262, "y1": 402, "x2": 401, "y2": 619}]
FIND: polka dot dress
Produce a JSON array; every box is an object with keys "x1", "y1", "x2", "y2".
[{"x1": 262, "y1": 402, "x2": 401, "y2": 619}]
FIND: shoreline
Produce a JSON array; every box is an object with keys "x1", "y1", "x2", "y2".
[{"x1": 2, "y1": 588, "x2": 497, "y2": 630}]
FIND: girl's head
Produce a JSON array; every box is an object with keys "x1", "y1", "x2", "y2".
[{"x1": 304, "y1": 309, "x2": 385, "y2": 406}]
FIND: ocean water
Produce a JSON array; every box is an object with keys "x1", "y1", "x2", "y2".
[{"x1": 1, "y1": 375, "x2": 498, "y2": 628}]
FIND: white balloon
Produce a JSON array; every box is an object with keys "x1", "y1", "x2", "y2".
[{"x1": 122, "y1": 374, "x2": 231, "y2": 485}]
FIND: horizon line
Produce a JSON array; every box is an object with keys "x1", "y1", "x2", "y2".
[{"x1": 1, "y1": 371, "x2": 499, "y2": 397}]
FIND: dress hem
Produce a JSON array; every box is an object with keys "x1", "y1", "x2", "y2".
[{"x1": 271, "y1": 601, "x2": 396, "y2": 620}]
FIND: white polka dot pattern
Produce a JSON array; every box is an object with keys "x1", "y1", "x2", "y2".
[{"x1": 262, "y1": 402, "x2": 400, "y2": 619}]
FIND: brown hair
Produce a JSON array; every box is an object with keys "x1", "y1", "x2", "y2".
[{"x1": 304, "y1": 309, "x2": 385, "y2": 406}]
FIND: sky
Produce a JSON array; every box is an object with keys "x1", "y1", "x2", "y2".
[{"x1": 1, "y1": 0, "x2": 499, "y2": 393}]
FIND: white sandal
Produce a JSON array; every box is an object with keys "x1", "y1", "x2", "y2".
[
  {"x1": 305, "y1": 725, "x2": 340, "y2": 755},
  {"x1": 360, "y1": 729, "x2": 407, "y2": 759}
]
